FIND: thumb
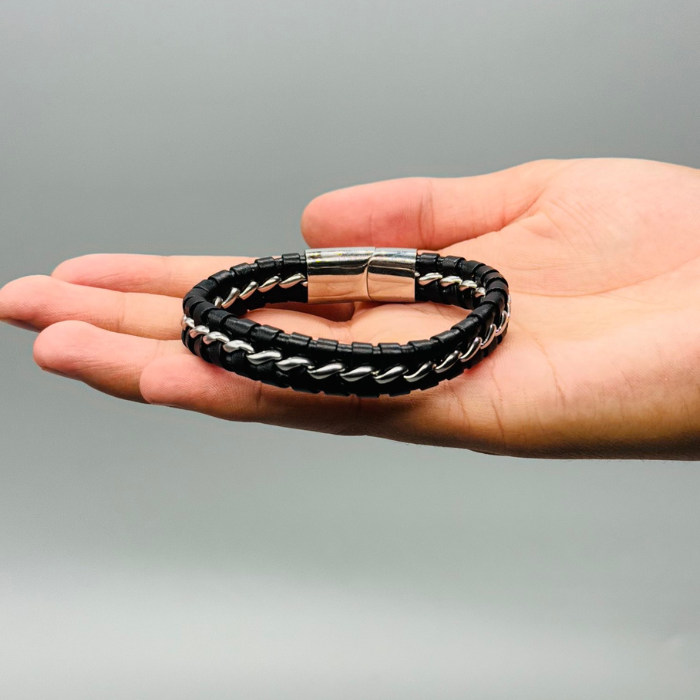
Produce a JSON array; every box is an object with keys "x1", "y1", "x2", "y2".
[{"x1": 301, "y1": 159, "x2": 563, "y2": 251}]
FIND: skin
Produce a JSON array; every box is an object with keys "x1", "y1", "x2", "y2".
[{"x1": 1, "y1": 157, "x2": 700, "y2": 459}]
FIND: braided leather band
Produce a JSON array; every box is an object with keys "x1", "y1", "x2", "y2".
[{"x1": 181, "y1": 248, "x2": 510, "y2": 397}]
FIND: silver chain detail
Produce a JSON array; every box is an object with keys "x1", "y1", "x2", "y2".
[
  {"x1": 181, "y1": 296, "x2": 510, "y2": 385},
  {"x1": 213, "y1": 273, "x2": 308, "y2": 309},
  {"x1": 417, "y1": 271, "x2": 487, "y2": 298}
]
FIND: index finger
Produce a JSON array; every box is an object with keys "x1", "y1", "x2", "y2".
[
  {"x1": 52, "y1": 254, "x2": 251, "y2": 297},
  {"x1": 50, "y1": 253, "x2": 355, "y2": 322}
]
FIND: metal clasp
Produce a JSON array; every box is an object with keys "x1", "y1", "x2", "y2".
[{"x1": 305, "y1": 247, "x2": 417, "y2": 303}]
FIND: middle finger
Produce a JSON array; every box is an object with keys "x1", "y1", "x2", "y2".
[{"x1": 0, "y1": 274, "x2": 353, "y2": 340}]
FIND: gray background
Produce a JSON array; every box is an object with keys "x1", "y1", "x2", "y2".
[{"x1": 1, "y1": 1, "x2": 699, "y2": 698}]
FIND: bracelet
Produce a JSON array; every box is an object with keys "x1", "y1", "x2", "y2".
[{"x1": 181, "y1": 248, "x2": 511, "y2": 397}]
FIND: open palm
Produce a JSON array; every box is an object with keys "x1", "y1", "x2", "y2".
[{"x1": 2, "y1": 158, "x2": 699, "y2": 458}]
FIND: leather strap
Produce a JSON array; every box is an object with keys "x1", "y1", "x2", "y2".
[{"x1": 180, "y1": 251, "x2": 510, "y2": 397}]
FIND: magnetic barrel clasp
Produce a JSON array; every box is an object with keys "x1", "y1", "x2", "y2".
[{"x1": 305, "y1": 247, "x2": 416, "y2": 303}]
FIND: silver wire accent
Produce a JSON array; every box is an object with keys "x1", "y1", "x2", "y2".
[
  {"x1": 306, "y1": 362, "x2": 346, "y2": 379},
  {"x1": 373, "y1": 365, "x2": 408, "y2": 383},
  {"x1": 480, "y1": 323, "x2": 496, "y2": 349},
  {"x1": 459, "y1": 279, "x2": 478, "y2": 292},
  {"x1": 494, "y1": 297, "x2": 511, "y2": 336},
  {"x1": 417, "y1": 272, "x2": 442, "y2": 285},
  {"x1": 222, "y1": 339, "x2": 255, "y2": 354},
  {"x1": 213, "y1": 297, "x2": 223, "y2": 307},
  {"x1": 221, "y1": 287, "x2": 240, "y2": 309},
  {"x1": 439, "y1": 275, "x2": 462, "y2": 287},
  {"x1": 275, "y1": 356, "x2": 316, "y2": 372},
  {"x1": 494, "y1": 317, "x2": 506, "y2": 336},
  {"x1": 433, "y1": 349, "x2": 461, "y2": 373},
  {"x1": 279, "y1": 272, "x2": 307, "y2": 289},
  {"x1": 417, "y1": 272, "x2": 489, "y2": 303},
  {"x1": 239, "y1": 280, "x2": 259, "y2": 300},
  {"x1": 203, "y1": 331, "x2": 230, "y2": 345},
  {"x1": 459, "y1": 336, "x2": 482, "y2": 363},
  {"x1": 258, "y1": 275, "x2": 281, "y2": 293},
  {"x1": 219, "y1": 273, "x2": 308, "y2": 310},
  {"x1": 403, "y1": 361, "x2": 434, "y2": 383},
  {"x1": 338, "y1": 365, "x2": 375, "y2": 382},
  {"x1": 188, "y1": 324, "x2": 209, "y2": 339},
  {"x1": 246, "y1": 349, "x2": 284, "y2": 365}
]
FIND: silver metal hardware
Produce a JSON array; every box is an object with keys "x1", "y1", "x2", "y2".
[
  {"x1": 306, "y1": 247, "x2": 416, "y2": 304},
  {"x1": 306, "y1": 248, "x2": 374, "y2": 303},
  {"x1": 366, "y1": 248, "x2": 416, "y2": 302}
]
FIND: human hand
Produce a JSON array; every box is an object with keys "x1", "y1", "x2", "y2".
[{"x1": 2, "y1": 158, "x2": 699, "y2": 458}]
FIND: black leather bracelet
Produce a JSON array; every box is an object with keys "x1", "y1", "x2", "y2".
[{"x1": 181, "y1": 248, "x2": 511, "y2": 397}]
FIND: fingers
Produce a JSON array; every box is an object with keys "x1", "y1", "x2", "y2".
[
  {"x1": 140, "y1": 354, "x2": 355, "y2": 428},
  {"x1": 18, "y1": 265, "x2": 464, "y2": 344},
  {"x1": 52, "y1": 254, "x2": 251, "y2": 297},
  {"x1": 0, "y1": 274, "x2": 360, "y2": 340},
  {"x1": 1, "y1": 272, "x2": 465, "y2": 345},
  {"x1": 27, "y1": 317, "x2": 412, "y2": 435},
  {"x1": 27, "y1": 316, "x2": 502, "y2": 447},
  {"x1": 139, "y1": 352, "x2": 426, "y2": 436},
  {"x1": 33, "y1": 321, "x2": 184, "y2": 402},
  {"x1": 139, "y1": 349, "x2": 509, "y2": 446},
  {"x1": 0, "y1": 275, "x2": 183, "y2": 339},
  {"x1": 301, "y1": 160, "x2": 566, "y2": 250},
  {"x1": 50, "y1": 253, "x2": 355, "y2": 321}
]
